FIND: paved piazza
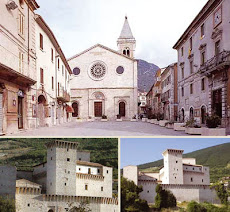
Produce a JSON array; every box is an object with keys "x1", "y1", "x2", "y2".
[{"x1": 8, "y1": 121, "x2": 188, "y2": 137}]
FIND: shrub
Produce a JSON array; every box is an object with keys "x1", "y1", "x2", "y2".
[
  {"x1": 187, "y1": 201, "x2": 207, "y2": 212},
  {"x1": 102, "y1": 115, "x2": 107, "y2": 119},
  {"x1": 155, "y1": 184, "x2": 177, "y2": 209},
  {"x1": 157, "y1": 113, "x2": 164, "y2": 121},
  {"x1": 206, "y1": 115, "x2": 221, "y2": 128},
  {"x1": 0, "y1": 197, "x2": 15, "y2": 212},
  {"x1": 212, "y1": 183, "x2": 228, "y2": 205},
  {"x1": 132, "y1": 115, "x2": 136, "y2": 119},
  {"x1": 185, "y1": 118, "x2": 196, "y2": 128}
]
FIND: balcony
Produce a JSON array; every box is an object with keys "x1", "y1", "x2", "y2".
[
  {"x1": 199, "y1": 50, "x2": 230, "y2": 76},
  {"x1": 57, "y1": 88, "x2": 70, "y2": 102}
]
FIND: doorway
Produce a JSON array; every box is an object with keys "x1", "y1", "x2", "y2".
[
  {"x1": 72, "y1": 102, "x2": 79, "y2": 117},
  {"x1": 38, "y1": 95, "x2": 46, "y2": 127},
  {"x1": 94, "y1": 102, "x2": 102, "y2": 117},
  {"x1": 201, "y1": 106, "x2": 206, "y2": 124},
  {"x1": 18, "y1": 97, "x2": 23, "y2": 129},
  {"x1": 119, "y1": 102, "x2": 126, "y2": 117},
  {"x1": 212, "y1": 89, "x2": 222, "y2": 118}
]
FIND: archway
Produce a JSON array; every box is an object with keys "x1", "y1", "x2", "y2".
[
  {"x1": 201, "y1": 106, "x2": 206, "y2": 124},
  {"x1": 181, "y1": 108, "x2": 185, "y2": 122},
  {"x1": 48, "y1": 210, "x2": 54, "y2": 212},
  {"x1": 189, "y1": 107, "x2": 194, "y2": 119},
  {"x1": 72, "y1": 102, "x2": 79, "y2": 117},
  {"x1": 38, "y1": 95, "x2": 46, "y2": 127},
  {"x1": 119, "y1": 102, "x2": 126, "y2": 117},
  {"x1": 92, "y1": 92, "x2": 105, "y2": 118}
]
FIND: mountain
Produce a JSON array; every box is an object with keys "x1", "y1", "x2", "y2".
[
  {"x1": 138, "y1": 143, "x2": 230, "y2": 183},
  {"x1": 137, "y1": 59, "x2": 159, "y2": 93}
]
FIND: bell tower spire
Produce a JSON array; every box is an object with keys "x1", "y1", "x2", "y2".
[{"x1": 117, "y1": 16, "x2": 136, "y2": 58}]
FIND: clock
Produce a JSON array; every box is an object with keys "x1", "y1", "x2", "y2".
[{"x1": 214, "y1": 7, "x2": 222, "y2": 28}]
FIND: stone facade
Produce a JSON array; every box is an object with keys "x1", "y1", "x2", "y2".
[
  {"x1": 68, "y1": 17, "x2": 138, "y2": 121},
  {"x1": 123, "y1": 148, "x2": 220, "y2": 204},
  {"x1": 0, "y1": 0, "x2": 39, "y2": 135},
  {"x1": 0, "y1": 141, "x2": 118, "y2": 212},
  {"x1": 173, "y1": 0, "x2": 230, "y2": 132}
]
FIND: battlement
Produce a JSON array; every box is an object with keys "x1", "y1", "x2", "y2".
[
  {"x1": 42, "y1": 195, "x2": 118, "y2": 205},
  {"x1": 76, "y1": 173, "x2": 104, "y2": 181},
  {"x1": 45, "y1": 140, "x2": 78, "y2": 149},
  {"x1": 162, "y1": 149, "x2": 184, "y2": 155},
  {"x1": 162, "y1": 184, "x2": 211, "y2": 189}
]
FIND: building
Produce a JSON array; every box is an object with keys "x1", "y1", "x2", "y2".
[
  {"x1": 173, "y1": 0, "x2": 230, "y2": 131},
  {"x1": 160, "y1": 63, "x2": 178, "y2": 121},
  {"x1": 35, "y1": 15, "x2": 72, "y2": 127},
  {"x1": 0, "y1": 0, "x2": 39, "y2": 135},
  {"x1": 123, "y1": 148, "x2": 220, "y2": 204},
  {"x1": 138, "y1": 92, "x2": 147, "y2": 116},
  {"x1": 68, "y1": 17, "x2": 138, "y2": 120},
  {"x1": 0, "y1": 140, "x2": 118, "y2": 212}
]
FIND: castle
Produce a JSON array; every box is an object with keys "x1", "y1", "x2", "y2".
[
  {"x1": 123, "y1": 149, "x2": 220, "y2": 204},
  {"x1": 0, "y1": 140, "x2": 118, "y2": 212}
]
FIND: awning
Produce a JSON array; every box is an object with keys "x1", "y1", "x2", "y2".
[
  {"x1": 66, "y1": 105, "x2": 74, "y2": 113},
  {"x1": 0, "y1": 62, "x2": 36, "y2": 87}
]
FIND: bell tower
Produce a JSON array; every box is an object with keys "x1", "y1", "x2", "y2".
[{"x1": 117, "y1": 16, "x2": 136, "y2": 58}]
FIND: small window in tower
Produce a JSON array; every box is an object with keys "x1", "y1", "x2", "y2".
[
  {"x1": 123, "y1": 50, "x2": 126, "y2": 55},
  {"x1": 176, "y1": 161, "x2": 178, "y2": 163},
  {"x1": 67, "y1": 148, "x2": 69, "y2": 152},
  {"x1": 85, "y1": 184, "x2": 88, "y2": 190},
  {"x1": 98, "y1": 169, "x2": 100, "y2": 174},
  {"x1": 50, "y1": 182, "x2": 52, "y2": 186},
  {"x1": 127, "y1": 49, "x2": 130, "y2": 57},
  {"x1": 50, "y1": 157, "x2": 52, "y2": 161},
  {"x1": 67, "y1": 158, "x2": 70, "y2": 162},
  {"x1": 175, "y1": 177, "x2": 176, "y2": 179},
  {"x1": 27, "y1": 203, "x2": 30, "y2": 207},
  {"x1": 191, "y1": 178, "x2": 193, "y2": 182},
  {"x1": 202, "y1": 179, "x2": 204, "y2": 182},
  {"x1": 79, "y1": 158, "x2": 81, "y2": 161},
  {"x1": 64, "y1": 183, "x2": 66, "y2": 186},
  {"x1": 68, "y1": 171, "x2": 70, "y2": 174},
  {"x1": 88, "y1": 168, "x2": 91, "y2": 174},
  {"x1": 101, "y1": 187, "x2": 103, "y2": 191},
  {"x1": 193, "y1": 168, "x2": 195, "y2": 170},
  {"x1": 147, "y1": 190, "x2": 149, "y2": 193},
  {"x1": 79, "y1": 168, "x2": 81, "y2": 171},
  {"x1": 107, "y1": 170, "x2": 109, "y2": 174}
]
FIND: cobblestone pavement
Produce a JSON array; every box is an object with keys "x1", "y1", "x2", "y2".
[{"x1": 6, "y1": 120, "x2": 190, "y2": 137}]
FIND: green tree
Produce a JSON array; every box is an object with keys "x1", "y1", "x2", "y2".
[
  {"x1": 187, "y1": 201, "x2": 207, "y2": 212},
  {"x1": 68, "y1": 201, "x2": 92, "y2": 212},
  {"x1": 155, "y1": 184, "x2": 177, "y2": 209},
  {"x1": 212, "y1": 183, "x2": 228, "y2": 205},
  {"x1": 121, "y1": 177, "x2": 149, "y2": 212},
  {"x1": 0, "y1": 197, "x2": 15, "y2": 212}
]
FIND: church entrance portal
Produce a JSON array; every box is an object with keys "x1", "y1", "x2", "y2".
[
  {"x1": 94, "y1": 102, "x2": 102, "y2": 117},
  {"x1": 119, "y1": 102, "x2": 126, "y2": 117}
]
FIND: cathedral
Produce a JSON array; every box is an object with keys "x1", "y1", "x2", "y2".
[{"x1": 68, "y1": 17, "x2": 138, "y2": 120}]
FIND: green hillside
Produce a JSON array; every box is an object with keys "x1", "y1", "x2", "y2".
[
  {"x1": 0, "y1": 138, "x2": 118, "y2": 179},
  {"x1": 138, "y1": 143, "x2": 230, "y2": 183}
]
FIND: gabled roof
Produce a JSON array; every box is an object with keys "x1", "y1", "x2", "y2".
[
  {"x1": 16, "y1": 179, "x2": 41, "y2": 188},
  {"x1": 68, "y1": 43, "x2": 136, "y2": 62},
  {"x1": 119, "y1": 16, "x2": 134, "y2": 39}
]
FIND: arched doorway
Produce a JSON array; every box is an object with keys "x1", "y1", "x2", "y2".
[
  {"x1": 72, "y1": 102, "x2": 79, "y2": 117},
  {"x1": 181, "y1": 108, "x2": 185, "y2": 122},
  {"x1": 189, "y1": 107, "x2": 194, "y2": 119},
  {"x1": 201, "y1": 106, "x2": 206, "y2": 124},
  {"x1": 38, "y1": 95, "x2": 46, "y2": 127},
  {"x1": 119, "y1": 102, "x2": 126, "y2": 117},
  {"x1": 48, "y1": 209, "x2": 54, "y2": 212},
  {"x1": 92, "y1": 92, "x2": 105, "y2": 118}
]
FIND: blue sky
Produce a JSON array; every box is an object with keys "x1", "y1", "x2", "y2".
[
  {"x1": 36, "y1": 0, "x2": 208, "y2": 67},
  {"x1": 120, "y1": 138, "x2": 230, "y2": 168}
]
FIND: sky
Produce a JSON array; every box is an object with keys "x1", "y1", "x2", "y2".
[
  {"x1": 36, "y1": 0, "x2": 209, "y2": 68},
  {"x1": 120, "y1": 138, "x2": 230, "y2": 168}
]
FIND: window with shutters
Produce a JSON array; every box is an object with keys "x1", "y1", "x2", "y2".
[
  {"x1": 40, "y1": 33, "x2": 43, "y2": 50},
  {"x1": 19, "y1": 51, "x2": 24, "y2": 73},
  {"x1": 51, "y1": 48, "x2": 54, "y2": 62},
  {"x1": 18, "y1": 12, "x2": 25, "y2": 37},
  {"x1": 40, "y1": 68, "x2": 44, "y2": 84}
]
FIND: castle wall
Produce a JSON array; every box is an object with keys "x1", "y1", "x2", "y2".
[
  {"x1": 77, "y1": 151, "x2": 90, "y2": 162},
  {"x1": 33, "y1": 163, "x2": 47, "y2": 193},
  {"x1": 139, "y1": 181, "x2": 157, "y2": 204},
  {"x1": 76, "y1": 165, "x2": 101, "y2": 175},
  {"x1": 0, "y1": 166, "x2": 16, "y2": 198},
  {"x1": 123, "y1": 166, "x2": 138, "y2": 185},
  {"x1": 16, "y1": 171, "x2": 33, "y2": 181}
]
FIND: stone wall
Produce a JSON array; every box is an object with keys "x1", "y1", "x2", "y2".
[{"x1": 139, "y1": 181, "x2": 157, "y2": 204}]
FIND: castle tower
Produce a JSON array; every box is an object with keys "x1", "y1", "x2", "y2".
[
  {"x1": 117, "y1": 16, "x2": 136, "y2": 58},
  {"x1": 46, "y1": 140, "x2": 78, "y2": 196},
  {"x1": 162, "y1": 149, "x2": 184, "y2": 184}
]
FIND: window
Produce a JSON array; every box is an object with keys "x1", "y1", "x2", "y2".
[
  {"x1": 73, "y1": 67, "x2": 80, "y2": 75},
  {"x1": 19, "y1": 51, "x2": 24, "y2": 73},
  {"x1": 85, "y1": 185, "x2": 88, "y2": 190},
  {"x1": 176, "y1": 161, "x2": 178, "y2": 163},
  {"x1": 50, "y1": 157, "x2": 52, "y2": 160},
  {"x1": 88, "y1": 168, "x2": 91, "y2": 174},
  {"x1": 215, "y1": 40, "x2": 220, "y2": 56},
  {"x1": 58, "y1": 82, "x2": 60, "y2": 96},
  {"x1": 190, "y1": 61, "x2": 194, "y2": 74},
  {"x1": 191, "y1": 178, "x2": 193, "y2": 182},
  {"x1": 101, "y1": 187, "x2": 103, "y2": 191},
  {"x1": 116, "y1": 66, "x2": 124, "y2": 74},
  {"x1": 79, "y1": 158, "x2": 81, "y2": 161},
  {"x1": 98, "y1": 169, "x2": 100, "y2": 174},
  {"x1": 67, "y1": 158, "x2": 70, "y2": 162},
  {"x1": 18, "y1": 12, "x2": 25, "y2": 36},
  {"x1": 181, "y1": 67, "x2": 184, "y2": 79},
  {"x1": 181, "y1": 47, "x2": 184, "y2": 56},
  {"x1": 202, "y1": 179, "x2": 204, "y2": 182},
  {"x1": 201, "y1": 23, "x2": 205, "y2": 37},
  {"x1": 190, "y1": 37, "x2": 193, "y2": 50},
  {"x1": 40, "y1": 33, "x2": 43, "y2": 50},
  {"x1": 40, "y1": 68, "x2": 44, "y2": 84},
  {"x1": 190, "y1": 83, "x2": 193, "y2": 94},
  {"x1": 62, "y1": 65, "x2": 64, "y2": 76},
  {"x1": 52, "y1": 77, "x2": 54, "y2": 90},
  {"x1": 64, "y1": 183, "x2": 66, "y2": 186},
  {"x1": 107, "y1": 170, "x2": 109, "y2": 174},
  {"x1": 51, "y1": 48, "x2": 54, "y2": 62},
  {"x1": 201, "y1": 78, "x2": 205, "y2": 91},
  {"x1": 181, "y1": 87, "x2": 184, "y2": 97},
  {"x1": 201, "y1": 51, "x2": 206, "y2": 65},
  {"x1": 58, "y1": 58, "x2": 60, "y2": 70}
]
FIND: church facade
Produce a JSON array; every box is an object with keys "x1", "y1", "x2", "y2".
[{"x1": 68, "y1": 17, "x2": 138, "y2": 120}]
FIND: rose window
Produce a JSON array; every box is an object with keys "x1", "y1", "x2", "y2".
[{"x1": 90, "y1": 63, "x2": 106, "y2": 79}]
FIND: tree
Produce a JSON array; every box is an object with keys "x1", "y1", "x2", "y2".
[
  {"x1": 213, "y1": 183, "x2": 228, "y2": 205},
  {"x1": 121, "y1": 177, "x2": 149, "y2": 212},
  {"x1": 0, "y1": 197, "x2": 15, "y2": 212},
  {"x1": 155, "y1": 184, "x2": 177, "y2": 209}
]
